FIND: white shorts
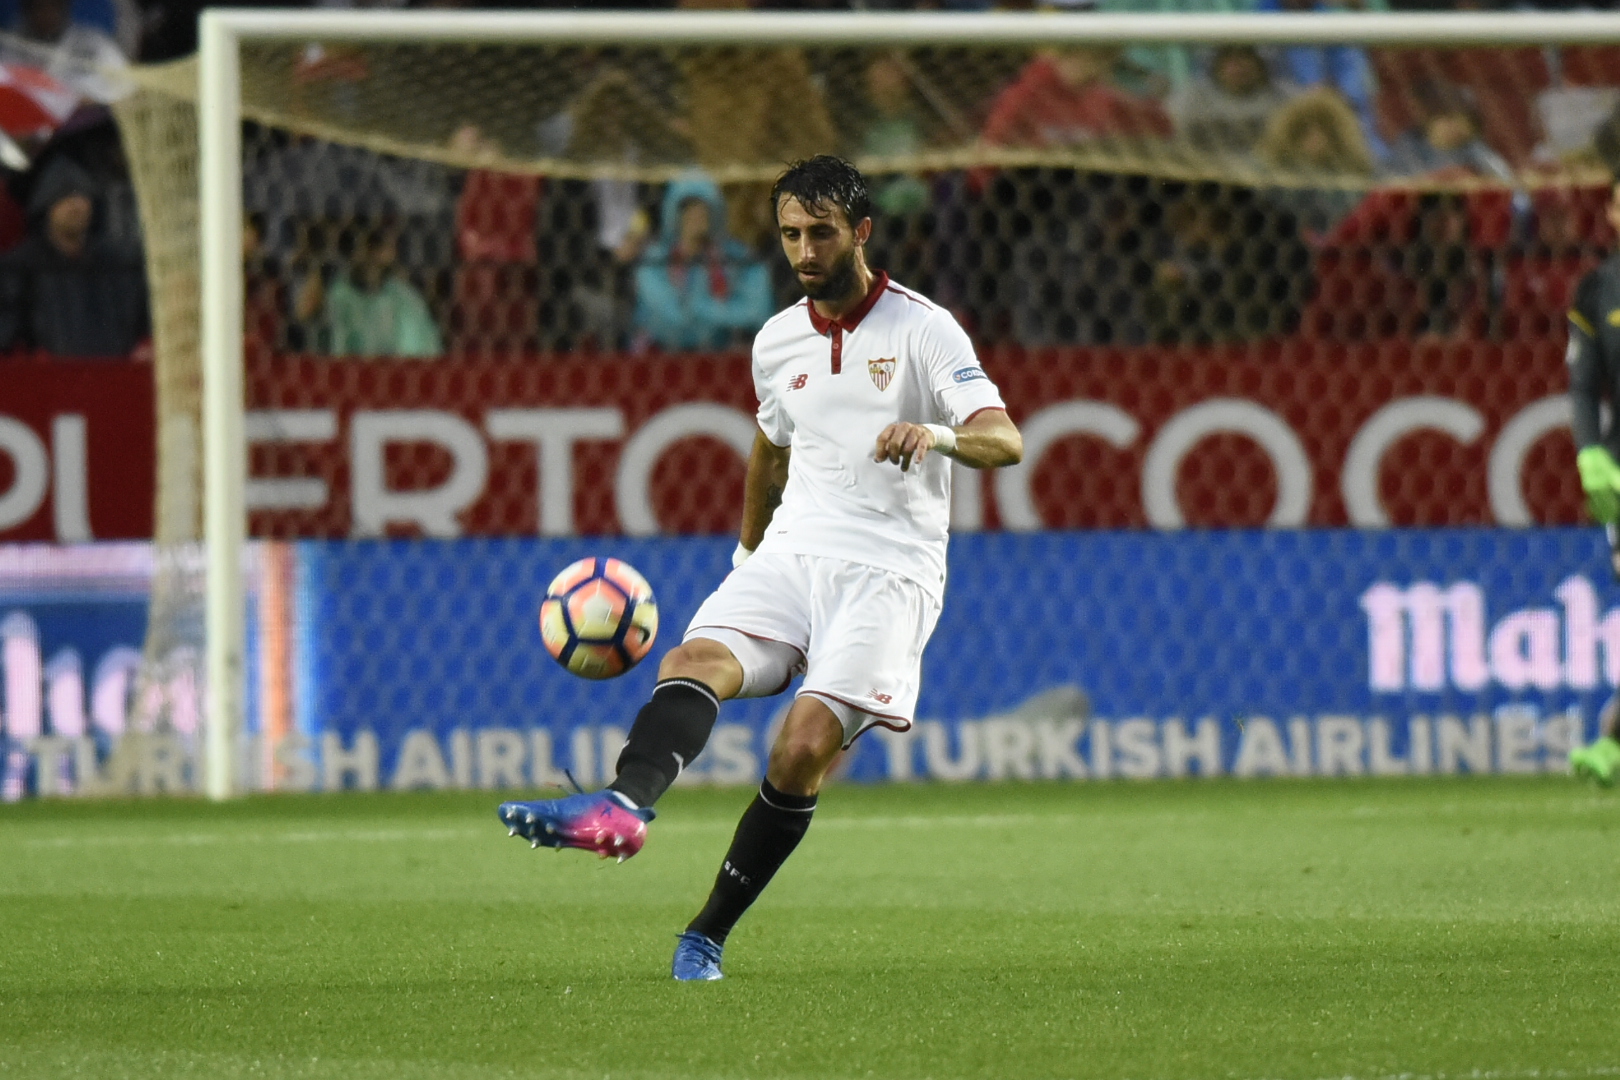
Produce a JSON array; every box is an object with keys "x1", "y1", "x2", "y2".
[{"x1": 685, "y1": 552, "x2": 943, "y2": 745}]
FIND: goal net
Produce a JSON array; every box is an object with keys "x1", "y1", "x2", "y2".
[{"x1": 102, "y1": 11, "x2": 1619, "y2": 796}]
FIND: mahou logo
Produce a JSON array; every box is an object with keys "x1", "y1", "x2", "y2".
[{"x1": 1362, "y1": 575, "x2": 1620, "y2": 692}]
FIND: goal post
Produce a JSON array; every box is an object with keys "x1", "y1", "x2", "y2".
[
  {"x1": 198, "y1": 12, "x2": 244, "y2": 802},
  {"x1": 189, "y1": 8, "x2": 1620, "y2": 799}
]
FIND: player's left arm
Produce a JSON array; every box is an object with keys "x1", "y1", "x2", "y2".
[
  {"x1": 873, "y1": 408, "x2": 1023, "y2": 472},
  {"x1": 875, "y1": 309, "x2": 1022, "y2": 472}
]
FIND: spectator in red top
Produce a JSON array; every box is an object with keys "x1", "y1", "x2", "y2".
[
  {"x1": 1501, "y1": 188, "x2": 1607, "y2": 341},
  {"x1": 981, "y1": 46, "x2": 1173, "y2": 149},
  {"x1": 446, "y1": 123, "x2": 540, "y2": 358}
]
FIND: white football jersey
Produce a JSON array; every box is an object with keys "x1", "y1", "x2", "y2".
[{"x1": 751, "y1": 272, "x2": 1006, "y2": 597}]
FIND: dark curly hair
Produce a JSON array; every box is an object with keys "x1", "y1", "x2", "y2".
[{"x1": 770, "y1": 155, "x2": 872, "y2": 228}]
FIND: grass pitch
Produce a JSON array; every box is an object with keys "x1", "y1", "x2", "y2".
[{"x1": 3, "y1": 778, "x2": 1618, "y2": 1080}]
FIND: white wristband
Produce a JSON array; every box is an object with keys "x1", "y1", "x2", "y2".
[
  {"x1": 923, "y1": 423, "x2": 957, "y2": 455},
  {"x1": 732, "y1": 542, "x2": 753, "y2": 568}
]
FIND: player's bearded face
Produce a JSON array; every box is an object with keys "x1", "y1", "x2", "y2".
[
  {"x1": 778, "y1": 196, "x2": 865, "y2": 303},
  {"x1": 799, "y1": 242, "x2": 859, "y2": 301}
]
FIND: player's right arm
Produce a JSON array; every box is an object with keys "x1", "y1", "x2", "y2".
[
  {"x1": 738, "y1": 340, "x2": 794, "y2": 562},
  {"x1": 1569, "y1": 273, "x2": 1620, "y2": 523},
  {"x1": 739, "y1": 430, "x2": 790, "y2": 555}
]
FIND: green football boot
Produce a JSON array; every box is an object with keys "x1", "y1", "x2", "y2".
[{"x1": 1569, "y1": 737, "x2": 1620, "y2": 787}]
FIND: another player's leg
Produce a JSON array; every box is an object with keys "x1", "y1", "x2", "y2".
[
  {"x1": 673, "y1": 696, "x2": 845, "y2": 981},
  {"x1": 1570, "y1": 691, "x2": 1620, "y2": 786},
  {"x1": 498, "y1": 641, "x2": 744, "y2": 859},
  {"x1": 1571, "y1": 528, "x2": 1620, "y2": 786}
]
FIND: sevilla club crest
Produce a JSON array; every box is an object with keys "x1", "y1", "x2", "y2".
[{"x1": 868, "y1": 357, "x2": 896, "y2": 392}]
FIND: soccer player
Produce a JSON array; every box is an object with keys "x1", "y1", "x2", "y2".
[
  {"x1": 497, "y1": 156, "x2": 1024, "y2": 979},
  {"x1": 1566, "y1": 178, "x2": 1620, "y2": 785}
]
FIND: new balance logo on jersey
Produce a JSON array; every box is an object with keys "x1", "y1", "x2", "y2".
[
  {"x1": 868, "y1": 358, "x2": 896, "y2": 392},
  {"x1": 788, "y1": 373, "x2": 809, "y2": 391}
]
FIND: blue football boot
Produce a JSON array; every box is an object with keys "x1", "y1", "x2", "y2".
[{"x1": 671, "y1": 931, "x2": 725, "y2": 981}]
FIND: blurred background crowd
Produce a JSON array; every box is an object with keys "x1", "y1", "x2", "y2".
[{"x1": 2, "y1": 0, "x2": 1619, "y2": 363}]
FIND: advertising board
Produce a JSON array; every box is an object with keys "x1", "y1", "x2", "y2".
[
  {"x1": 240, "y1": 344, "x2": 1579, "y2": 538},
  {"x1": 0, "y1": 342, "x2": 1581, "y2": 543},
  {"x1": 13, "y1": 526, "x2": 1607, "y2": 797},
  {"x1": 0, "y1": 361, "x2": 154, "y2": 543}
]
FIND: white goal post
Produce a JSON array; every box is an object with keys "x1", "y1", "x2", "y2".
[{"x1": 195, "y1": 7, "x2": 1620, "y2": 799}]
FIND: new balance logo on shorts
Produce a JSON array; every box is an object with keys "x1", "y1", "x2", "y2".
[
  {"x1": 868, "y1": 689, "x2": 893, "y2": 705},
  {"x1": 788, "y1": 373, "x2": 809, "y2": 391}
]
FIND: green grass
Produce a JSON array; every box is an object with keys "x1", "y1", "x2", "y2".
[{"x1": 3, "y1": 778, "x2": 1619, "y2": 1080}]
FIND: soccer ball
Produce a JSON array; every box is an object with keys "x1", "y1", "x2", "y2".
[{"x1": 539, "y1": 557, "x2": 659, "y2": 679}]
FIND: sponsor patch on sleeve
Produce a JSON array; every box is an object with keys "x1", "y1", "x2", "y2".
[{"x1": 951, "y1": 366, "x2": 988, "y2": 384}]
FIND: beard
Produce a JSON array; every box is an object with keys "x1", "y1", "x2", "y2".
[{"x1": 799, "y1": 246, "x2": 861, "y2": 302}]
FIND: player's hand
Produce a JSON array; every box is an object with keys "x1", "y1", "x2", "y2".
[
  {"x1": 873, "y1": 422, "x2": 936, "y2": 472},
  {"x1": 1578, "y1": 446, "x2": 1620, "y2": 524}
]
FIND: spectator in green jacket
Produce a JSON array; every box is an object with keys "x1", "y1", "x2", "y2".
[{"x1": 311, "y1": 222, "x2": 442, "y2": 359}]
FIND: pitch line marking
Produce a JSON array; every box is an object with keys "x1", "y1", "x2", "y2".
[
  {"x1": 16, "y1": 826, "x2": 488, "y2": 848},
  {"x1": 10, "y1": 812, "x2": 1076, "y2": 850},
  {"x1": 1272, "y1": 1068, "x2": 1620, "y2": 1080},
  {"x1": 12, "y1": 795, "x2": 1610, "y2": 851}
]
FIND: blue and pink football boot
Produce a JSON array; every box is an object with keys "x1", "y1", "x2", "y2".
[{"x1": 498, "y1": 790, "x2": 654, "y2": 862}]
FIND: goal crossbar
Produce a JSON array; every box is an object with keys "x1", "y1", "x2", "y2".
[{"x1": 203, "y1": 9, "x2": 1620, "y2": 47}]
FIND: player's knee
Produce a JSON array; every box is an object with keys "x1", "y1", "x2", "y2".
[
  {"x1": 767, "y1": 713, "x2": 844, "y2": 792},
  {"x1": 766, "y1": 736, "x2": 842, "y2": 796},
  {"x1": 767, "y1": 736, "x2": 835, "y2": 791},
  {"x1": 657, "y1": 639, "x2": 739, "y2": 691}
]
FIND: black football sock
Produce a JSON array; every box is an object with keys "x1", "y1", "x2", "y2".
[
  {"x1": 607, "y1": 678, "x2": 720, "y2": 808},
  {"x1": 686, "y1": 779, "x2": 816, "y2": 945}
]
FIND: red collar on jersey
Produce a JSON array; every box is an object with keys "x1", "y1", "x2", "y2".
[{"x1": 806, "y1": 270, "x2": 890, "y2": 336}]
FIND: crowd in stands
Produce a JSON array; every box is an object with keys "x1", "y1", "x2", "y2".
[
  {"x1": 4, "y1": 0, "x2": 1620, "y2": 362},
  {"x1": 0, "y1": 0, "x2": 146, "y2": 359}
]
